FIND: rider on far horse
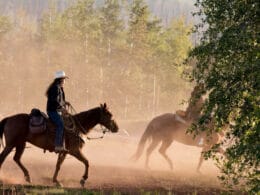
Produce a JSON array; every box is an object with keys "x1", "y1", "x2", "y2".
[
  {"x1": 176, "y1": 84, "x2": 204, "y2": 122},
  {"x1": 46, "y1": 71, "x2": 70, "y2": 153}
]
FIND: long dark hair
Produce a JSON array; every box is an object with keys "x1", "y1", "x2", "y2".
[{"x1": 45, "y1": 78, "x2": 62, "y2": 97}]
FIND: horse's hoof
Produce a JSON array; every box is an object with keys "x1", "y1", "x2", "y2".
[
  {"x1": 25, "y1": 175, "x2": 31, "y2": 183},
  {"x1": 80, "y1": 179, "x2": 85, "y2": 187}
]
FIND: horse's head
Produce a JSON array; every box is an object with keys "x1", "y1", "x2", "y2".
[{"x1": 99, "y1": 103, "x2": 118, "y2": 133}]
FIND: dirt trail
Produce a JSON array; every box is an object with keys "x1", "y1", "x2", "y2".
[{"x1": 0, "y1": 130, "x2": 224, "y2": 193}]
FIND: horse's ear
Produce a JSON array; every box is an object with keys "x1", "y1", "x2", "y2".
[{"x1": 104, "y1": 103, "x2": 107, "y2": 109}]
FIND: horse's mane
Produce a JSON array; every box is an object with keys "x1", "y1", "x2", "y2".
[
  {"x1": 75, "y1": 107, "x2": 100, "y2": 118},
  {"x1": 72, "y1": 107, "x2": 101, "y2": 134}
]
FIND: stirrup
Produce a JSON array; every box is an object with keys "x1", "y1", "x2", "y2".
[{"x1": 54, "y1": 146, "x2": 68, "y2": 153}]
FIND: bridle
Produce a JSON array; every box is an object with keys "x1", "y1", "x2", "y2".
[
  {"x1": 64, "y1": 105, "x2": 112, "y2": 140},
  {"x1": 86, "y1": 125, "x2": 110, "y2": 140}
]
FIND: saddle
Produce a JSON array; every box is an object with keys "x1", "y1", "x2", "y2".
[
  {"x1": 29, "y1": 108, "x2": 48, "y2": 134},
  {"x1": 29, "y1": 108, "x2": 78, "y2": 135},
  {"x1": 175, "y1": 110, "x2": 187, "y2": 124},
  {"x1": 176, "y1": 110, "x2": 186, "y2": 117}
]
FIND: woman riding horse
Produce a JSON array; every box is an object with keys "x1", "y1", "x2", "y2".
[
  {"x1": 0, "y1": 103, "x2": 118, "y2": 187},
  {"x1": 46, "y1": 70, "x2": 70, "y2": 153}
]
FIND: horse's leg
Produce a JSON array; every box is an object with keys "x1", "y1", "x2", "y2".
[
  {"x1": 71, "y1": 150, "x2": 89, "y2": 187},
  {"x1": 197, "y1": 151, "x2": 205, "y2": 172},
  {"x1": 13, "y1": 143, "x2": 31, "y2": 183},
  {"x1": 145, "y1": 138, "x2": 160, "y2": 169},
  {"x1": 53, "y1": 153, "x2": 67, "y2": 187},
  {"x1": 197, "y1": 146, "x2": 210, "y2": 173},
  {"x1": 0, "y1": 146, "x2": 14, "y2": 167},
  {"x1": 158, "y1": 139, "x2": 173, "y2": 170}
]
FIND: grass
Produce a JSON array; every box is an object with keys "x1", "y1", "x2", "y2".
[
  {"x1": 0, "y1": 183, "x2": 236, "y2": 195},
  {"x1": 0, "y1": 184, "x2": 178, "y2": 195},
  {"x1": 0, "y1": 184, "x2": 92, "y2": 195}
]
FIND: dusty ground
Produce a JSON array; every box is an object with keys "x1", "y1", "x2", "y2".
[{"x1": 0, "y1": 121, "x2": 227, "y2": 194}]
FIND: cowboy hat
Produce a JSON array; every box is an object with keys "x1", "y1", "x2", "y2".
[{"x1": 55, "y1": 71, "x2": 69, "y2": 79}]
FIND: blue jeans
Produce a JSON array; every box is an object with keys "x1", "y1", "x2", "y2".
[{"x1": 47, "y1": 111, "x2": 64, "y2": 147}]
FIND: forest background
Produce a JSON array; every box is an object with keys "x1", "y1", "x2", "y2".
[
  {"x1": 0, "y1": 0, "x2": 258, "y2": 193},
  {"x1": 0, "y1": 0, "x2": 195, "y2": 120}
]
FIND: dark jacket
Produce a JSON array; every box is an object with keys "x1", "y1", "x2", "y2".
[{"x1": 46, "y1": 84, "x2": 66, "y2": 112}]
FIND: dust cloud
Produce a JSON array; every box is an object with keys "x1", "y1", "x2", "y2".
[
  {"x1": 0, "y1": 29, "x2": 221, "y2": 191},
  {"x1": 0, "y1": 120, "x2": 221, "y2": 190}
]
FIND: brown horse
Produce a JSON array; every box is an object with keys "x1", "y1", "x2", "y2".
[
  {"x1": 132, "y1": 86, "x2": 224, "y2": 172},
  {"x1": 0, "y1": 103, "x2": 118, "y2": 187},
  {"x1": 131, "y1": 113, "x2": 224, "y2": 171}
]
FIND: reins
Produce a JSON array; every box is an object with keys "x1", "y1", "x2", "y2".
[{"x1": 86, "y1": 126, "x2": 110, "y2": 140}]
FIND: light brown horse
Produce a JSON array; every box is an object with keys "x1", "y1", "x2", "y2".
[
  {"x1": 0, "y1": 103, "x2": 118, "y2": 187},
  {"x1": 132, "y1": 86, "x2": 224, "y2": 171}
]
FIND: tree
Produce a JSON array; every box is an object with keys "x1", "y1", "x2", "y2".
[
  {"x1": 165, "y1": 17, "x2": 192, "y2": 67},
  {"x1": 128, "y1": 0, "x2": 151, "y2": 64},
  {"x1": 0, "y1": 16, "x2": 12, "y2": 39},
  {"x1": 40, "y1": 0, "x2": 101, "y2": 45},
  {"x1": 100, "y1": 0, "x2": 124, "y2": 47},
  {"x1": 37, "y1": 0, "x2": 193, "y2": 119},
  {"x1": 188, "y1": 0, "x2": 259, "y2": 192},
  {"x1": 144, "y1": 16, "x2": 193, "y2": 112},
  {"x1": 157, "y1": 17, "x2": 192, "y2": 91}
]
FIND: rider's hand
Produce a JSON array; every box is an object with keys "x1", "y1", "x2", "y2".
[
  {"x1": 65, "y1": 101, "x2": 71, "y2": 106},
  {"x1": 61, "y1": 107, "x2": 69, "y2": 115}
]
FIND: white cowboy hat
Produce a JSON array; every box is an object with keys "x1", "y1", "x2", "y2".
[{"x1": 55, "y1": 71, "x2": 69, "y2": 79}]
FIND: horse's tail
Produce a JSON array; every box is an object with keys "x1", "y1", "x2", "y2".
[
  {"x1": 131, "y1": 124, "x2": 153, "y2": 161},
  {"x1": 0, "y1": 118, "x2": 7, "y2": 148}
]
